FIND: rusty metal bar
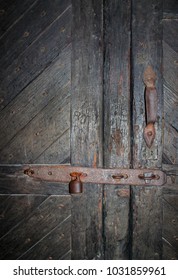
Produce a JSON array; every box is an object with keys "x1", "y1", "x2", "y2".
[{"x1": 24, "y1": 165, "x2": 166, "y2": 186}]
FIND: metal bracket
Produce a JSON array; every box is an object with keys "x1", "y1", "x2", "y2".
[{"x1": 24, "y1": 165, "x2": 166, "y2": 193}]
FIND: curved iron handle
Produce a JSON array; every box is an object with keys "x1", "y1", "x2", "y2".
[{"x1": 143, "y1": 66, "x2": 158, "y2": 148}]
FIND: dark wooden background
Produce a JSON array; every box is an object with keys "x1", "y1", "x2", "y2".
[{"x1": 0, "y1": 0, "x2": 177, "y2": 259}]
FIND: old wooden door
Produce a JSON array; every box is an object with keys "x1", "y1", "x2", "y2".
[{"x1": 0, "y1": 0, "x2": 177, "y2": 260}]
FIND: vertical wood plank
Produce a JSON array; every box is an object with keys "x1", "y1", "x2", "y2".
[
  {"x1": 103, "y1": 0, "x2": 131, "y2": 259},
  {"x1": 132, "y1": 0, "x2": 163, "y2": 259},
  {"x1": 71, "y1": 0, "x2": 103, "y2": 259}
]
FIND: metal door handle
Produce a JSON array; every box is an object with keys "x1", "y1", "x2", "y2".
[{"x1": 143, "y1": 66, "x2": 158, "y2": 148}]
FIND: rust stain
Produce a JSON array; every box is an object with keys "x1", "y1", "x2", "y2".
[
  {"x1": 92, "y1": 152, "x2": 97, "y2": 168},
  {"x1": 117, "y1": 189, "x2": 130, "y2": 197},
  {"x1": 109, "y1": 128, "x2": 123, "y2": 156},
  {"x1": 98, "y1": 198, "x2": 102, "y2": 212}
]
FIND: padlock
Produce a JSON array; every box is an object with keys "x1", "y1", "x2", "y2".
[{"x1": 69, "y1": 172, "x2": 83, "y2": 194}]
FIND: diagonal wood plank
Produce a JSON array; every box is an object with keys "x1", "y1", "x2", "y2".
[
  {"x1": 0, "y1": 195, "x2": 71, "y2": 259},
  {"x1": 0, "y1": 85, "x2": 70, "y2": 163},
  {"x1": 0, "y1": 5, "x2": 71, "y2": 111},
  {"x1": 34, "y1": 129, "x2": 70, "y2": 164},
  {"x1": 163, "y1": 41, "x2": 178, "y2": 94},
  {"x1": 0, "y1": 45, "x2": 71, "y2": 152},
  {"x1": 18, "y1": 215, "x2": 71, "y2": 260},
  {"x1": 0, "y1": 195, "x2": 47, "y2": 238},
  {"x1": 0, "y1": 0, "x2": 36, "y2": 38},
  {"x1": 162, "y1": 194, "x2": 178, "y2": 259},
  {"x1": 163, "y1": 19, "x2": 178, "y2": 52},
  {"x1": 0, "y1": 0, "x2": 71, "y2": 70}
]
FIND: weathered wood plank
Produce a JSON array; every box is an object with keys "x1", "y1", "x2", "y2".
[
  {"x1": 0, "y1": 46, "x2": 71, "y2": 153},
  {"x1": 0, "y1": 0, "x2": 71, "y2": 70},
  {"x1": 34, "y1": 129, "x2": 70, "y2": 164},
  {"x1": 18, "y1": 216, "x2": 71, "y2": 260},
  {"x1": 131, "y1": 0, "x2": 163, "y2": 259},
  {"x1": 163, "y1": 21, "x2": 178, "y2": 165},
  {"x1": 0, "y1": 85, "x2": 70, "y2": 164},
  {"x1": 163, "y1": 0, "x2": 178, "y2": 17},
  {"x1": 163, "y1": 164, "x2": 178, "y2": 179},
  {"x1": 103, "y1": 0, "x2": 131, "y2": 259},
  {"x1": 0, "y1": 0, "x2": 36, "y2": 38},
  {"x1": 163, "y1": 20, "x2": 178, "y2": 52},
  {"x1": 59, "y1": 250, "x2": 71, "y2": 260},
  {"x1": 71, "y1": 0, "x2": 103, "y2": 259},
  {"x1": 162, "y1": 19, "x2": 178, "y2": 259},
  {"x1": 0, "y1": 6, "x2": 71, "y2": 111},
  {"x1": 0, "y1": 165, "x2": 69, "y2": 195},
  {"x1": 0, "y1": 195, "x2": 47, "y2": 238},
  {"x1": 0, "y1": 195, "x2": 71, "y2": 259},
  {"x1": 162, "y1": 194, "x2": 178, "y2": 259}
]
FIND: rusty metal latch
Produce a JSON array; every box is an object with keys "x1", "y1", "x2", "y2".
[
  {"x1": 143, "y1": 65, "x2": 158, "y2": 148},
  {"x1": 24, "y1": 165, "x2": 166, "y2": 194}
]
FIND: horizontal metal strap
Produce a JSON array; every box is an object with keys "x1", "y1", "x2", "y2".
[{"x1": 24, "y1": 165, "x2": 166, "y2": 186}]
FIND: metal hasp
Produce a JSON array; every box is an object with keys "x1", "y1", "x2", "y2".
[
  {"x1": 24, "y1": 165, "x2": 167, "y2": 193},
  {"x1": 143, "y1": 65, "x2": 158, "y2": 148}
]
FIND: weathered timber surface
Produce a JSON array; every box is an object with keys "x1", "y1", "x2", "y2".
[
  {"x1": 162, "y1": 193, "x2": 178, "y2": 260},
  {"x1": 0, "y1": 5, "x2": 71, "y2": 111},
  {"x1": 103, "y1": 0, "x2": 131, "y2": 259},
  {"x1": 0, "y1": 0, "x2": 71, "y2": 71},
  {"x1": 0, "y1": 195, "x2": 47, "y2": 238},
  {"x1": 0, "y1": 195, "x2": 71, "y2": 259},
  {"x1": 18, "y1": 215, "x2": 71, "y2": 260},
  {"x1": 163, "y1": 20, "x2": 178, "y2": 165},
  {"x1": 0, "y1": 0, "x2": 36, "y2": 38},
  {"x1": 0, "y1": 165, "x2": 69, "y2": 195},
  {"x1": 131, "y1": 0, "x2": 163, "y2": 259},
  {"x1": 163, "y1": 0, "x2": 178, "y2": 17},
  {"x1": 0, "y1": 84, "x2": 70, "y2": 164},
  {"x1": 162, "y1": 19, "x2": 178, "y2": 259},
  {"x1": 71, "y1": 0, "x2": 103, "y2": 259},
  {"x1": 0, "y1": 46, "x2": 71, "y2": 161}
]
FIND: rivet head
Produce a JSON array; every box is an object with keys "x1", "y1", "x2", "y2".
[
  {"x1": 15, "y1": 66, "x2": 21, "y2": 73},
  {"x1": 41, "y1": 10, "x2": 46, "y2": 17},
  {"x1": 40, "y1": 46, "x2": 46, "y2": 53},
  {"x1": 0, "y1": 9, "x2": 5, "y2": 16},
  {"x1": 23, "y1": 31, "x2": 30, "y2": 37}
]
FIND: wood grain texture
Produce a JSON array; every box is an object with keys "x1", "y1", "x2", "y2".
[
  {"x1": 103, "y1": 0, "x2": 131, "y2": 259},
  {"x1": 162, "y1": 194, "x2": 178, "y2": 259},
  {"x1": 0, "y1": 0, "x2": 71, "y2": 71},
  {"x1": 163, "y1": 0, "x2": 178, "y2": 17},
  {"x1": 131, "y1": 0, "x2": 163, "y2": 259},
  {"x1": 162, "y1": 19, "x2": 178, "y2": 259},
  {"x1": 0, "y1": 5, "x2": 71, "y2": 110},
  {"x1": 0, "y1": 0, "x2": 36, "y2": 38},
  {"x1": 0, "y1": 86, "x2": 70, "y2": 164},
  {"x1": 0, "y1": 195, "x2": 47, "y2": 238},
  {"x1": 0, "y1": 195, "x2": 71, "y2": 259},
  {"x1": 163, "y1": 20, "x2": 178, "y2": 165},
  {"x1": 71, "y1": 0, "x2": 103, "y2": 259},
  {"x1": 0, "y1": 46, "x2": 71, "y2": 156},
  {"x1": 18, "y1": 215, "x2": 71, "y2": 260},
  {"x1": 0, "y1": 165, "x2": 69, "y2": 195}
]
